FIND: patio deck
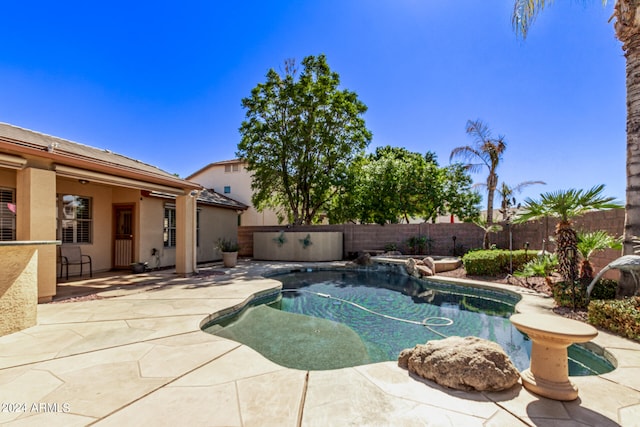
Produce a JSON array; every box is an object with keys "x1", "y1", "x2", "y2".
[{"x1": 1, "y1": 260, "x2": 639, "y2": 426}]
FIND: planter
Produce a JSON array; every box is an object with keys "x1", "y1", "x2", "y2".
[
  {"x1": 131, "y1": 262, "x2": 147, "y2": 274},
  {"x1": 222, "y1": 251, "x2": 238, "y2": 268},
  {"x1": 253, "y1": 232, "x2": 343, "y2": 261}
]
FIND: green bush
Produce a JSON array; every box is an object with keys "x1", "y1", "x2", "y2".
[
  {"x1": 589, "y1": 279, "x2": 617, "y2": 300},
  {"x1": 462, "y1": 249, "x2": 533, "y2": 276},
  {"x1": 589, "y1": 297, "x2": 640, "y2": 342},
  {"x1": 553, "y1": 281, "x2": 588, "y2": 309}
]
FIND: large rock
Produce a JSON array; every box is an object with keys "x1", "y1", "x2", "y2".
[
  {"x1": 405, "y1": 258, "x2": 418, "y2": 277},
  {"x1": 422, "y1": 256, "x2": 436, "y2": 272},
  {"x1": 398, "y1": 336, "x2": 520, "y2": 392},
  {"x1": 416, "y1": 265, "x2": 434, "y2": 277}
]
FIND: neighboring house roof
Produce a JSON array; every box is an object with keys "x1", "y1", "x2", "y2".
[
  {"x1": 149, "y1": 189, "x2": 248, "y2": 211},
  {"x1": 186, "y1": 158, "x2": 245, "y2": 180},
  {"x1": 197, "y1": 189, "x2": 248, "y2": 210},
  {"x1": 0, "y1": 122, "x2": 200, "y2": 193}
]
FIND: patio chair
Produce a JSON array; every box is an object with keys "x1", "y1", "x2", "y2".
[{"x1": 59, "y1": 245, "x2": 92, "y2": 280}]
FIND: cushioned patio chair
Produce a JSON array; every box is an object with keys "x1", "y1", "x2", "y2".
[{"x1": 59, "y1": 246, "x2": 92, "y2": 280}]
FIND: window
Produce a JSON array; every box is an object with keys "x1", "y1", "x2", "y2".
[
  {"x1": 0, "y1": 188, "x2": 16, "y2": 241},
  {"x1": 163, "y1": 205, "x2": 176, "y2": 247},
  {"x1": 224, "y1": 164, "x2": 231, "y2": 172},
  {"x1": 224, "y1": 186, "x2": 231, "y2": 194},
  {"x1": 57, "y1": 195, "x2": 92, "y2": 243},
  {"x1": 224, "y1": 163, "x2": 240, "y2": 173},
  {"x1": 165, "y1": 206, "x2": 200, "y2": 247},
  {"x1": 232, "y1": 164, "x2": 239, "y2": 172}
]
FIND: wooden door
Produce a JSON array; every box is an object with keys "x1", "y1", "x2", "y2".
[{"x1": 114, "y1": 205, "x2": 134, "y2": 269}]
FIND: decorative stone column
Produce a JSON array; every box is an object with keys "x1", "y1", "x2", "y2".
[{"x1": 510, "y1": 313, "x2": 598, "y2": 401}]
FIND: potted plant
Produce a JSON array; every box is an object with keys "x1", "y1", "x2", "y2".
[{"x1": 216, "y1": 237, "x2": 240, "y2": 268}]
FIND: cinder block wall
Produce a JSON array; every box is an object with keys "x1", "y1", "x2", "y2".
[{"x1": 239, "y1": 209, "x2": 625, "y2": 276}]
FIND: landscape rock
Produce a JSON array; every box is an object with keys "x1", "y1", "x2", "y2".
[
  {"x1": 422, "y1": 257, "x2": 436, "y2": 272},
  {"x1": 398, "y1": 336, "x2": 520, "y2": 392},
  {"x1": 353, "y1": 253, "x2": 373, "y2": 266},
  {"x1": 416, "y1": 265, "x2": 434, "y2": 277},
  {"x1": 405, "y1": 258, "x2": 418, "y2": 277}
]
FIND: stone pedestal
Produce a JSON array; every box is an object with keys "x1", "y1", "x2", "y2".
[{"x1": 510, "y1": 313, "x2": 598, "y2": 401}]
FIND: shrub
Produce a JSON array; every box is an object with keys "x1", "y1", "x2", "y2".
[
  {"x1": 515, "y1": 254, "x2": 558, "y2": 278},
  {"x1": 589, "y1": 279, "x2": 617, "y2": 300},
  {"x1": 589, "y1": 297, "x2": 640, "y2": 342},
  {"x1": 462, "y1": 249, "x2": 532, "y2": 276},
  {"x1": 552, "y1": 281, "x2": 588, "y2": 309}
]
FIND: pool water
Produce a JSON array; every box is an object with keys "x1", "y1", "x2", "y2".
[{"x1": 204, "y1": 270, "x2": 614, "y2": 375}]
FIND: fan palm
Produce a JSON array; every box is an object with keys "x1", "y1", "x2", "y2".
[
  {"x1": 512, "y1": 0, "x2": 640, "y2": 295},
  {"x1": 577, "y1": 230, "x2": 623, "y2": 280},
  {"x1": 514, "y1": 185, "x2": 622, "y2": 286},
  {"x1": 450, "y1": 119, "x2": 506, "y2": 232}
]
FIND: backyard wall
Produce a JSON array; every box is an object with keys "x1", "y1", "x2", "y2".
[{"x1": 239, "y1": 208, "x2": 625, "y2": 277}]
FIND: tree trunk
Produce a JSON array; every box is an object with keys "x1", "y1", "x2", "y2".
[
  {"x1": 486, "y1": 173, "x2": 497, "y2": 226},
  {"x1": 555, "y1": 221, "x2": 578, "y2": 286},
  {"x1": 617, "y1": 1, "x2": 640, "y2": 297}
]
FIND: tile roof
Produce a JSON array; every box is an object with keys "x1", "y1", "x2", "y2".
[
  {"x1": 149, "y1": 189, "x2": 247, "y2": 211},
  {"x1": 0, "y1": 122, "x2": 195, "y2": 187}
]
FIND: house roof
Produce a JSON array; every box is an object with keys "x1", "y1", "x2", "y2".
[
  {"x1": 186, "y1": 158, "x2": 245, "y2": 180},
  {"x1": 0, "y1": 122, "x2": 200, "y2": 192},
  {"x1": 149, "y1": 188, "x2": 248, "y2": 211}
]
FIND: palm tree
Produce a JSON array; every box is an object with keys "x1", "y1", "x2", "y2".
[
  {"x1": 512, "y1": 0, "x2": 640, "y2": 295},
  {"x1": 493, "y1": 180, "x2": 546, "y2": 221},
  {"x1": 577, "y1": 230, "x2": 623, "y2": 281},
  {"x1": 450, "y1": 119, "x2": 507, "y2": 232},
  {"x1": 472, "y1": 215, "x2": 503, "y2": 250},
  {"x1": 514, "y1": 185, "x2": 622, "y2": 288}
]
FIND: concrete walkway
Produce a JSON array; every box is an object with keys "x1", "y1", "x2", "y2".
[{"x1": 1, "y1": 261, "x2": 640, "y2": 426}]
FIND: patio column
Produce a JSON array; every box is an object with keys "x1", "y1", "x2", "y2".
[
  {"x1": 16, "y1": 167, "x2": 57, "y2": 302},
  {"x1": 175, "y1": 193, "x2": 197, "y2": 276}
]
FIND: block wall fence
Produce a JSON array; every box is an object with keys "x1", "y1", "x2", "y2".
[{"x1": 238, "y1": 208, "x2": 625, "y2": 276}]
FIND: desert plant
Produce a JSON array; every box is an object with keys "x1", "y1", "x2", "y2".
[
  {"x1": 514, "y1": 185, "x2": 622, "y2": 310},
  {"x1": 577, "y1": 230, "x2": 622, "y2": 281},
  {"x1": 216, "y1": 237, "x2": 240, "y2": 253},
  {"x1": 514, "y1": 254, "x2": 558, "y2": 285}
]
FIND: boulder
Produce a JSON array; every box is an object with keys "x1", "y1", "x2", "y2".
[
  {"x1": 398, "y1": 336, "x2": 520, "y2": 392},
  {"x1": 405, "y1": 258, "x2": 418, "y2": 277},
  {"x1": 353, "y1": 253, "x2": 373, "y2": 266},
  {"x1": 416, "y1": 265, "x2": 434, "y2": 277},
  {"x1": 422, "y1": 257, "x2": 436, "y2": 272}
]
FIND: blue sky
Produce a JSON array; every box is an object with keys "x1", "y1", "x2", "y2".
[{"x1": 0, "y1": 1, "x2": 625, "y2": 207}]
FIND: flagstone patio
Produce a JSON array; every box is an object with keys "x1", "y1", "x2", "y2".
[{"x1": 1, "y1": 261, "x2": 639, "y2": 426}]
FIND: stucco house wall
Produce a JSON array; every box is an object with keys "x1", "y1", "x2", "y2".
[
  {"x1": 188, "y1": 159, "x2": 280, "y2": 226},
  {"x1": 0, "y1": 122, "x2": 246, "y2": 302}
]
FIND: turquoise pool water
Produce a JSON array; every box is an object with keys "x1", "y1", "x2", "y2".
[{"x1": 204, "y1": 269, "x2": 614, "y2": 375}]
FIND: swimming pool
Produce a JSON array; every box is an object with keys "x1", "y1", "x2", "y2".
[{"x1": 203, "y1": 269, "x2": 614, "y2": 375}]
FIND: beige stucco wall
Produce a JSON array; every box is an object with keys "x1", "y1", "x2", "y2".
[
  {"x1": 198, "y1": 205, "x2": 239, "y2": 261},
  {"x1": 16, "y1": 168, "x2": 57, "y2": 300},
  {"x1": 56, "y1": 179, "x2": 117, "y2": 274},
  {"x1": 189, "y1": 162, "x2": 280, "y2": 226},
  {"x1": 0, "y1": 243, "x2": 55, "y2": 336},
  {"x1": 253, "y1": 231, "x2": 343, "y2": 261},
  {"x1": 138, "y1": 196, "x2": 168, "y2": 268}
]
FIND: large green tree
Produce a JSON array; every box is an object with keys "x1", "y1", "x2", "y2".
[
  {"x1": 450, "y1": 119, "x2": 507, "y2": 247},
  {"x1": 237, "y1": 55, "x2": 372, "y2": 225},
  {"x1": 328, "y1": 146, "x2": 480, "y2": 224},
  {"x1": 512, "y1": 1, "x2": 640, "y2": 295}
]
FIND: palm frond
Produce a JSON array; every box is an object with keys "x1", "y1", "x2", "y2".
[
  {"x1": 577, "y1": 230, "x2": 622, "y2": 260},
  {"x1": 513, "y1": 185, "x2": 621, "y2": 224},
  {"x1": 512, "y1": 0, "x2": 551, "y2": 39}
]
